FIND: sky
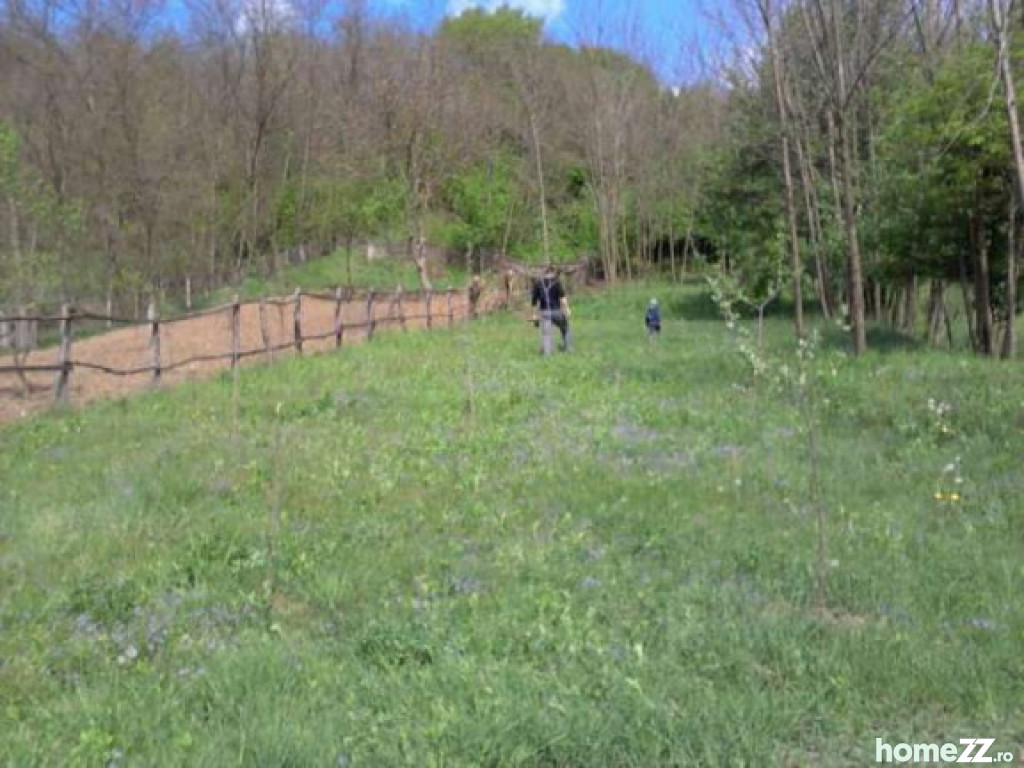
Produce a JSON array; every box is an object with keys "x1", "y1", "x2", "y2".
[
  {"x1": 158, "y1": 0, "x2": 736, "y2": 86},
  {"x1": 372, "y1": 0, "x2": 725, "y2": 85}
]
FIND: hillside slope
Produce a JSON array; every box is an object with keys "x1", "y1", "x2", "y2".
[{"x1": 1, "y1": 284, "x2": 1021, "y2": 766}]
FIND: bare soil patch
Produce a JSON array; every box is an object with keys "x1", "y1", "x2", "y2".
[{"x1": 0, "y1": 291, "x2": 502, "y2": 424}]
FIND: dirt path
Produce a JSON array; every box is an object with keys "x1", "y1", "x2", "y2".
[{"x1": 0, "y1": 290, "x2": 507, "y2": 425}]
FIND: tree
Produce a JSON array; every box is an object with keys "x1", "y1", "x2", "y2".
[
  {"x1": 989, "y1": 0, "x2": 1023, "y2": 357},
  {"x1": 441, "y1": 8, "x2": 556, "y2": 264}
]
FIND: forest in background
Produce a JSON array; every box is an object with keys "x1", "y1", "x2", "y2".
[{"x1": 1, "y1": 0, "x2": 1023, "y2": 356}]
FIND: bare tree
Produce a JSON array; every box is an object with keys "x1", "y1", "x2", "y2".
[
  {"x1": 989, "y1": 0, "x2": 1022, "y2": 358},
  {"x1": 798, "y1": 0, "x2": 908, "y2": 354},
  {"x1": 755, "y1": 0, "x2": 805, "y2": 337}
]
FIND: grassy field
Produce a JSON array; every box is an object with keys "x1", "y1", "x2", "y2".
[{"x1": 0, "y1": 282, "x2": 1021, "y2": 766}]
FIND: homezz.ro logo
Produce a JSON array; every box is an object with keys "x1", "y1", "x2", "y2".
[{"x1": 876, "y1": 738, "x2": 1014, "y2": 763}]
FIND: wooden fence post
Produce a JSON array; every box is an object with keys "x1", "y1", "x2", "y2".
[
  {"x1": 293, "y1": 288, "x2": 303, "y2": 355},
  {"x1": 334, "y1": 286, "x2": 344, "y2": 348},
  {"x1": 231, "y1": 295, "x2": 241, "y2": 436},
  {"x1": 54, "y1": 304, "x2": 73, "y2": 404},
  {"x1": 447, "y1": 289, "x2": 454, "y2": 327},
  {"x1": 259, "y1": 297, "x2": 273, "y2": 362},
  {"x1": 426, "y1": 289, "x2": 433, "y2": 330},
  {"x1": 366, "y1": 289, "x2": 376, "y2": 341},
  {"x1": 231, "y1": 295, "x2": 241, "y2": 370},
  {"x1": 397, "y1": 285, "x2": 407, "y2": 332},
  {"x1": 148, "y1": 297, "x2": 161, "y2": 388},
  {"x1": 185, "y1": 275, "x2": 193, "y2": 311}
]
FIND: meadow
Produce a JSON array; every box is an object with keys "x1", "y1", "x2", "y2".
[{"x1": 0, "y1": 282, "x2": 1021, "y2": 766}]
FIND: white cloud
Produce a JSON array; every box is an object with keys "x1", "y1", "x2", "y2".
[
  {"x1": 446, "y1": 0, "x2": 566, "y2": 24},
  {"x1": 235, "y1": 0, "x2": 296, "y2": 36}
]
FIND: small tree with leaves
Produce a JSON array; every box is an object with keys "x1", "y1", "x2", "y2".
[{"x1": 707, "y1": 268, "x2": 845, "y2": 616}]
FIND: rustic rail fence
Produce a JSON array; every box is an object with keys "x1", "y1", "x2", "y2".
[{"x1": 0, "y1": 282, "x2": 517, "y2": 417}]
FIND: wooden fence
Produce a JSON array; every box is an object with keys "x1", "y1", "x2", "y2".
[{"x1": 0, "y1": 282, "x2": 515, "y2": 416}]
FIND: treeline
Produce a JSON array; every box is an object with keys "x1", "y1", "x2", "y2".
[
  {"x1": 4, "y1": 0, "x2": 1023, "y2": 357},
  {"x1": 703, "y1": 0, "x2": 1024, "y2": 356},
  {"x1": 0, "y1": 0, "x2": 720, "y2": 315}
]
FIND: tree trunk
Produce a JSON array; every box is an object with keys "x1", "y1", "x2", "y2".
[
  {"x1": 970, "y1": 196, "x2": 994, "y2": 355},
  {"x1": 836, "y1": 109, "x2": 868, "y2": 353},
  {"x1": 976, "y1": 235, "x2": 994, "y2": 355},
  {"x1": 592, "y1": 187, "x2": 617, "y2": 283},
  {"x1": 761, "y1": 0, "x2": 804, "y2": 338},
  {"x1": 903, "y1": 273, "x2": 917, "y2": 334},
  {"x1": 412, "y1": 231, "x2": 433, "y2": 291},
  {"x1": 927, "y1": 279, "x2": 945, "y2": 344},
  {"x1": 991, "y1": 0, "x2": 1023, "y2": 357},
  {"x1": 683, "y1": 220, "x2": 695, "y2": 275},
  {"x1": 619, "y1": 222, "x2": 629, "y2": 281},
  {"x1": 825, "y1": 110, "x2": 847, "y2": 318},
  {"x1": 889, "y1": 286, "x2": 902, "y2": 328},
  {"x1": 828, "y1": 0, "x2": 868, "y2": 353},
  {"x1": 527, "y1": 108, "x2": 551, "y2": 265},
  {"x1": 1004, "y1": 194, "x2": 1019, "y2": 358},
  {"x1": 782, "y1": 134, "x2": 805, "y2": 338},
  {"x1": 794, "y1": 127, "x2": 832, "y2": 318},
  {"x1": 958, "y1": 248, "x2": 978, "y2": 351},
  {"x1": 105, "y1": 268, "x2": 115, "y2": 329},
  {"x1": 668, "y1": 218, "x2": 677, "y2": 282}
]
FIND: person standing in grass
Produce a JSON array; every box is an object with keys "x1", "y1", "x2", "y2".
[
  {"x1": 645, "y1": 298, "x2": 662, "y2": 339},
  {"x1": 531, "y1": 266, "x2": 572, "y2": 355}
]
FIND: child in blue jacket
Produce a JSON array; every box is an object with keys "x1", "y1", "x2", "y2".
[{"x1": 645, "y1": 298, "x2": 662, "y2": 338}]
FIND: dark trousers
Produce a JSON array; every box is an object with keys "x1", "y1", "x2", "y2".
[{"x1": 540, "y1": 310, "x2": 571, "y2": 355}]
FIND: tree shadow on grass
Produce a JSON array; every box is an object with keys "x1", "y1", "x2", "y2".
[
  {"x1": 818, "y1": 322, "x2": 925, "y2": 354},
  {"x1": 668, "y1": 289, "x2": 825, "y2": 324},
  {"x1": 671, "y1": 287, "x2": 927, "y2": 355},
  {"x1": 666, "y1": 290, "x2": 725, "y2": 322}
]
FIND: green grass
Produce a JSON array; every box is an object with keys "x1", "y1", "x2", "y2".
[{"x1": 1, "y1": 282, "x2": 1022, "y2": 766}]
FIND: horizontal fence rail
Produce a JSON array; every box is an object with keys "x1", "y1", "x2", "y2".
[{"x1": 0, "y1": 281, "x2": 528, "y2": 418}]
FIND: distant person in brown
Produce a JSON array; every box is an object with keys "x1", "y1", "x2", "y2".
[
  {"x1": 503, "y1": 269, "x2": 515, "y2": 307},
  {"x1": 468, "y1": 275, "x2": 483, "y2": 319}
]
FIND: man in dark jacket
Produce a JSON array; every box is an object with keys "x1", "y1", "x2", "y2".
[{"x1": 531, "y1": 266, "x2": 572, "y2": 355}]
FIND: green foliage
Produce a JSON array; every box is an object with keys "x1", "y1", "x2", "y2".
[
  {"x1": 0, "y1": 120, "x2": 83, "y2": 306},
  {"x1": 870, "y1": 40, "x2": 1012, "y2": 281},
  {"x1": 697, "y1": 137, "x2": 781, "y2": 273},
  {"x1": 0, "y1": 121, "x2": 19, "y2": 193},
  {"x1": 303, "y1": 176, "x2": 407, "y2": 247},
  {"x1": 554, "y1": 196, "x2": 600, "y2": 255},
  {"x1": 439, "y1": 6, "x2": 543, "y2": 55},
  {"x1": 580, "y1": 46, "x2": 660, "y2": 97},
  {"x1": 1, "y1": 284, "x2": 1022, "y2": 764},
  {"x1": 195, "y1": 247, "x2": 466, "y2": 308},
  {"x1": 442, "y1": 157, "x2": 518, "y2": 252}
]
